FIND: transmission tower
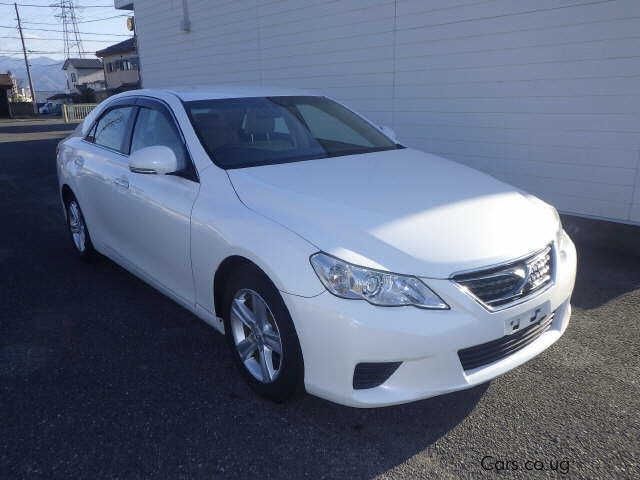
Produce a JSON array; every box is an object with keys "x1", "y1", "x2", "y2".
[{"x1": 53, "y1": 1, "x2": 85, "y2": 59}]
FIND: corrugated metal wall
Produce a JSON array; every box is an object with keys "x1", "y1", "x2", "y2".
[{"x1": 132, "y1": 0, "x2": 640, "y2": 224}]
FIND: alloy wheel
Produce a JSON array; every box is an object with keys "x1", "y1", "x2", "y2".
[
  {"x1": 230, "y1": 289, "x2": 283, "y2": 383},
  {"x1": 68, "y1": 201, "x2": 86, "y2": 253}
]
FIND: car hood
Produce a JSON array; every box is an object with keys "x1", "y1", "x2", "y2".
[{"x1": 227, "y1": 148, "x2": 557, "y2": 278}]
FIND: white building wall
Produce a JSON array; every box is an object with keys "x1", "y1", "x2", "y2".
[
  {"x1": 78, "y1": 69, "x2": 106, "y2": 90},
  {"x1": 65, "y1": 65, "x2": 105, "y2": 92},
  {"x1": 103, "y1": 52, "x2": 140, "y2": 89},
  {"x1": 132, "y1": 0, "x2": 640, "y2": 225}
]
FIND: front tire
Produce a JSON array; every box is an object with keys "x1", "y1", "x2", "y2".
[
  {"x1": 65, "y1": 196, "x2": 95, "y2": 260},
  {"x1": 222, "y1": 264, "x2": 304, "y2": 402}
]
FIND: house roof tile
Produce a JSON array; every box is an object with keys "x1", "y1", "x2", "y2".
[
  {"x1": 96, "y1": 37, "x2": 136, "y2": 58},
  {"x1": 62, "y1": 58, "x2": 103, "y2": 70}
]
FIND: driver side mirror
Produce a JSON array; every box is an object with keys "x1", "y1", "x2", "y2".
[
  {"x1": 380, "y1": 125, "x2": 398, "y2": 143},
  {"x1": 129, "y1": 145, "x2": 178, "y2": 175}
]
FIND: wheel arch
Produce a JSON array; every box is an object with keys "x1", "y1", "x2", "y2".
[
  {"x1": 213, "y1": 255, "x2": 273, "y2": 318},
  {"x1": 61, "y1": 184, "x2": 74, "y2": 204},
  {"x1": 60, "y1": 184, "x2": 76, "y2": 220}
]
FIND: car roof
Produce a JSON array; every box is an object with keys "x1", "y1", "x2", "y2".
[
  {"x1": 128, "y1": 85, "x2": 320, "y2": 102},
  {"x1": 82, "y1": 85, "x2": 326, "y2": 136}
]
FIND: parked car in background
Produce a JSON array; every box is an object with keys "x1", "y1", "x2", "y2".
[
  {"x1": 39, "y1": 102, "x2": 62, "y2": 115},
  {"x1": 38, "y1": 102, "x2": 52, "y2": 114},
  {"x1": 55, "y1": 87, "x2": 577, "y2": 407}
]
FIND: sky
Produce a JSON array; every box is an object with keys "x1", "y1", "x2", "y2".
[{"x1": 0, "y1": 0, "x2": 132, "y2": 63}]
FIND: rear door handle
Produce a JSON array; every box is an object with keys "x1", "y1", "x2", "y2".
[{"x1": 113, "y1": 177, "x2": 129, "y2": 189}]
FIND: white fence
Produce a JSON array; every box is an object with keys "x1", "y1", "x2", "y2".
[{"x1": 62, "y1": 103, "x2": 97, "y2": 123}]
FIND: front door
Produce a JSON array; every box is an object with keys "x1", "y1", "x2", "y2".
[{"x1": 118, "y1": 101, "x2": 199, "y2": 305}]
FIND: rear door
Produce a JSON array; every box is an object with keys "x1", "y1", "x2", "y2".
[
  {"x1": 118, "y1": 98, "x2": 200, "y2": 304},
  {"x1": 75, "y1": 101, "x2": 137, "y2": 255}
]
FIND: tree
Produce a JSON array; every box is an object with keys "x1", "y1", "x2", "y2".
[{"x1": 72, "y1": 85, "x2": 96, "y2": 104}]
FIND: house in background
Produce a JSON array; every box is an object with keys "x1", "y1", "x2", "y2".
[
  {"x1": 116, "y1": 0, "x2": 640, "y2": 226},
  {"x1": 0, "y1": 72, "x2": 36, "y2": 117},
  {"x1": 0, "y1": 73, "x2": 12, "y2": 117},
  {"x1": 47, "y1": 93, "x2": 73, "y2": 105},
  {"x1": 62, "y1": 58, "x2": 105, "y2": 93},
  {"x1": 45, "y1": 92, "x2": 73, "y2": 105},
  {"x1": 96, "y1": 37, "x2": 140, "y2": 96}
]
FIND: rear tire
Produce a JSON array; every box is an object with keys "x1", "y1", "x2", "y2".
[
  {"x1": 222, "y1": 263, "x2": 304, "y2": 402},
  {"x1": 65, "y1": 195, "x2": 95, "y2": 261}
]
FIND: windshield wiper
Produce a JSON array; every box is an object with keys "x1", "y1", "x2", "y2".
[{"x1": 327, "y1": 145, "x2": 400, "y2": 157}]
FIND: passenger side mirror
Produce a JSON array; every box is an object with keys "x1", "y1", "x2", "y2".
[
  {"x1": 129, "y1": 145, "x2": 178, "y2": 175},
  {"x1": 380, "y1": 125, "x2": 398, "y2": 143}
]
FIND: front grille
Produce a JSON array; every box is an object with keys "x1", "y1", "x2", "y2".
[
  {"x1": 353, "y1": 362, "x2": 402, "y2": 390},
  {"x1": 458, "y1": 312, "x2": 554, "y2": 371},
  {"x1": 453, "y1": 246, "x2": 553, "y2": 309}
]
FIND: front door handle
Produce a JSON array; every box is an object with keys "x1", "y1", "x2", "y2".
[{"x1": 113, "y1": 177, "x2": 129, "y2": 189}]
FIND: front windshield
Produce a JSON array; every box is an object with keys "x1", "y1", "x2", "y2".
[{"x1": 186, "y1": 96, "x2": 402, "y2": 169}]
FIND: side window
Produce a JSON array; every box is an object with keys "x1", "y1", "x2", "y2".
[
  {"x1": 296, "y1": 104, "x2": 373, "y2": 147},
  {"x1": 273, "y1": 117, "x2": 290, "y2": 134},
  {"x1": 130, "y1": 107, "x2": 187, "y2": 169},
  {"x1": 92, "y1": 106, "x2": 135, "y2": 153}
]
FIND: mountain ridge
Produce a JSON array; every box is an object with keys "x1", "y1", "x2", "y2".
[{"x1": 0, "y1": 56, "x2": 67, "y2": 96}]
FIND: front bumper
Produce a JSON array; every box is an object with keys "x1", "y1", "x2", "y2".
[{"x1": 283, "y1": 237, "x2": 577, "y2": 407}]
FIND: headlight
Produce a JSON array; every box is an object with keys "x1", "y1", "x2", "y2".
[
  {"x1": 551, "y1": 205, "x2": 561, "y2": 230},
  {"x1": 310, "y1": 252, "x2": 449, "y2": 309},
  {"x1": 556, "y1": 225, "x2": 569, "y2": 252},
  {"x1": 524, "y1": 193, "x2": 568, "y2": 253},
  {"x1": 551, "y1": 206, "x2": 568, "y2": 251}
]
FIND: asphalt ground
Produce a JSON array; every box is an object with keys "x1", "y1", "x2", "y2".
[{"x1": 1, "y1": 118, "x2": 638, "y2": 479}]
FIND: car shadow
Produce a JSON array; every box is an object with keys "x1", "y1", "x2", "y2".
[
  {"x1": 3, "y1": 260, "x2": 489, "y2": 479},
  {"x1": 562, "y1": 215, "x2": 640, "y2": 310},
  {"x1": 2, "y1": 220, "x2": 488, "y2": 479}
]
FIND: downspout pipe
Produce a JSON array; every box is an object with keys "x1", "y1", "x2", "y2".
[{"x1": 181, "y1": 0, "x2": 191, "y2": 32}]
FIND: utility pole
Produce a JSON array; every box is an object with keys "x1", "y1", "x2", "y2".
[{"x1": 14, "y1": 2, "x2": 38, "y2": 114}]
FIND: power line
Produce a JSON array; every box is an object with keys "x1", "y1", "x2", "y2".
[
  {"x1": 78, "y1": 14, "x2": 129, "y2": 23},
  {"x1": 0, "y1": 24, "x2": 131, "y2": 36},
  {"x1": 0, "y1": 49, "x2": 98, "y2": 54},
  {"x1": 0, "y1": 34, "x2": 123, "y2": 42},
  {"x1": 22, "y1": 14, "x2": 128, "y2": 25},
  {"x1": 0, "y1": 2, "x2": 115, "y2": 7}
]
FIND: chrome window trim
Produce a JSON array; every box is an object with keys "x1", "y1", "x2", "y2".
[{"x1": 80, "y1": 138, "x2": 129, "y2": 159}]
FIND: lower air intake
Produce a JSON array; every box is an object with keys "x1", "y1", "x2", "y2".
[
  {"x1": 458, "y1": 312, "x2": 555, "y2": 371},
  {"x1": 353, "y1": 362, "x2": 402, "y2": 390}
]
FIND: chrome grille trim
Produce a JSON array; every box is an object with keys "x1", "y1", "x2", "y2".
[{"x1": 452, "y1": 246, "x2": 554, "y2": 310}]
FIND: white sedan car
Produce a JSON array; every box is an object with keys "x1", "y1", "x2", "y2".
[{"x1": 56, "y1": 86, "x2": 577, "y2": 407}]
